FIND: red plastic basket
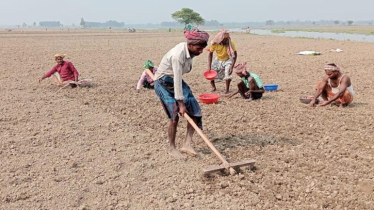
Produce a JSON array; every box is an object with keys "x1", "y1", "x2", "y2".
[{"x1": 198, "y1": 94, "x2": 220, "y2": 104}]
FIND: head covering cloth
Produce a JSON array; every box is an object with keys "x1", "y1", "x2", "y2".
[
  {"x1": 143, "y1": 60, "x2": 154, "y2": 68},
  {"x1": 184, "y1": 24, "x2": 209, "y2": 46},
  {"x1": 324, "y1": 63, "x2": 340, "y2": 71},
  {"x1": 234, "y1": 61, "x2": 248, "y2": 75},
  {"x1": 211, "y1": 29, "x2": 235, "y2": 58}
]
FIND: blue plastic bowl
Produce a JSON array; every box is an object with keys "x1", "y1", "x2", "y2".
[{"x1": 264, "y1": 84, "x2": 279, "y2": 91}]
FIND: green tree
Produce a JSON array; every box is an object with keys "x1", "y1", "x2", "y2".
[
  {"x1": 22, "y1": 22, "x2": 27, "y2": 28},
  {"x1": 347, "y1": 20, "x2": 354, "y2": 25},
  {"x1": 33, "y1": 22, "x2": 36, "y2": 27},
  {"x1": 80, "y1": 18, "x2": 85, "y2": 28},
  {"x1": 333, "y1": 20, "x2": 340, "y2": 25},
  {"x1": 171, "y1": 8, "x2": 205, "y2": 26}
]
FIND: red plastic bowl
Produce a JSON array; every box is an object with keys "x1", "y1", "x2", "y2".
[
  {"x1": 203, "y1": 70, "x2": 217, "y2": 80},
  {"x1": 198, "y1": 94, "x2": 220, "y2": 104}
]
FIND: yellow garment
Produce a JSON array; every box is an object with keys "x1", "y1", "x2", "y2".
[
  {"x1": 210, "y1": 41, "x2": 237, "y2": 61},
  {"x1": 54, "y1": 53, "x2": 66, "y2": 58}
]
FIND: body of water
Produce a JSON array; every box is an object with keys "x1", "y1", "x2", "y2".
[{"x1": 248, "y1": 29, "x2": 374, "y2": 43}]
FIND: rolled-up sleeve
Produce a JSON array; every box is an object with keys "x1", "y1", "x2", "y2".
[
  {"x1": 171, "y1": 56, "x2": 184, "y2": 100},
  {"x1": 136, "y1": 71, "x2": 147, "y2": 90},
  {"x1": 231, "y1": 41, "x2": 237, "y2": 51},
  {"x1": 210, "y1": 44, "x2": 216, "y2": 52},
  {"x1": 45, "y1": 66, "x2": 57, "y2": 78},
  {"x1": 69, "y1": 62, "x2": 79, "y2": 78}
]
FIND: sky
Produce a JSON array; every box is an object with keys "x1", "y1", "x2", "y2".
[{"x1": 0, "y1": 0, "x2": 373, "y2": 26}]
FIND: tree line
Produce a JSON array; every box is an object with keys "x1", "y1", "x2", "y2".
[
  {"x1": 169, "y1": 8, "x2": 365, "y2": 27},
  {"x1": 79, "y1": 18, "x2": 124, "y2": 28},
  {"x1": 15, "y1": 8, "x2": 374, "y2": 28}
]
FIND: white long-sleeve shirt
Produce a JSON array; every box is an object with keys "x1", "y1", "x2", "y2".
[{"x1": 154, "y1": 42, "x2": 193, "y2": 100}]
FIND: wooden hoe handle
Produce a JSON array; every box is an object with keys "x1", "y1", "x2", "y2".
[{"x1": 183, "y1": 113, "x2": 233, "y2": 171}]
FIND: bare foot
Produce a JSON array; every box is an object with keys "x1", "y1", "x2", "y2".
[
  {"x1": 246, "y1": 98, "x2": 253, "y2": 102},
  {"x1": 223, "y1": 93, "x2": 231, "y2": 97},
  {"x1": 339, "y1": 104, "x2": 347, "y2": 108},
  {"x1": 169, "y1": 148, "x2": 185, "y2": 159},
  {"x1": 331, "y1": 102, "x2": 339, "y2": 107},
  {"x1": 211, "y1": 88, "x2": 217, "y2": 92},
  {"x1": 180, "y1": 145, "x2": 197, "y2": 156}
]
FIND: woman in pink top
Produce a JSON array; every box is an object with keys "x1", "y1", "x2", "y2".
[
  {"x1": 39, "y1": 54, "x2": 79, "y2": 87},
  {"x1": 136, "y1": 60, "x2": 158, "y2": 93}
]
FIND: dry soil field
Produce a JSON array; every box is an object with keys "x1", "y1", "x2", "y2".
[{"x1": 1, "y1": 29, "x2": 374, "y2": 210}]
